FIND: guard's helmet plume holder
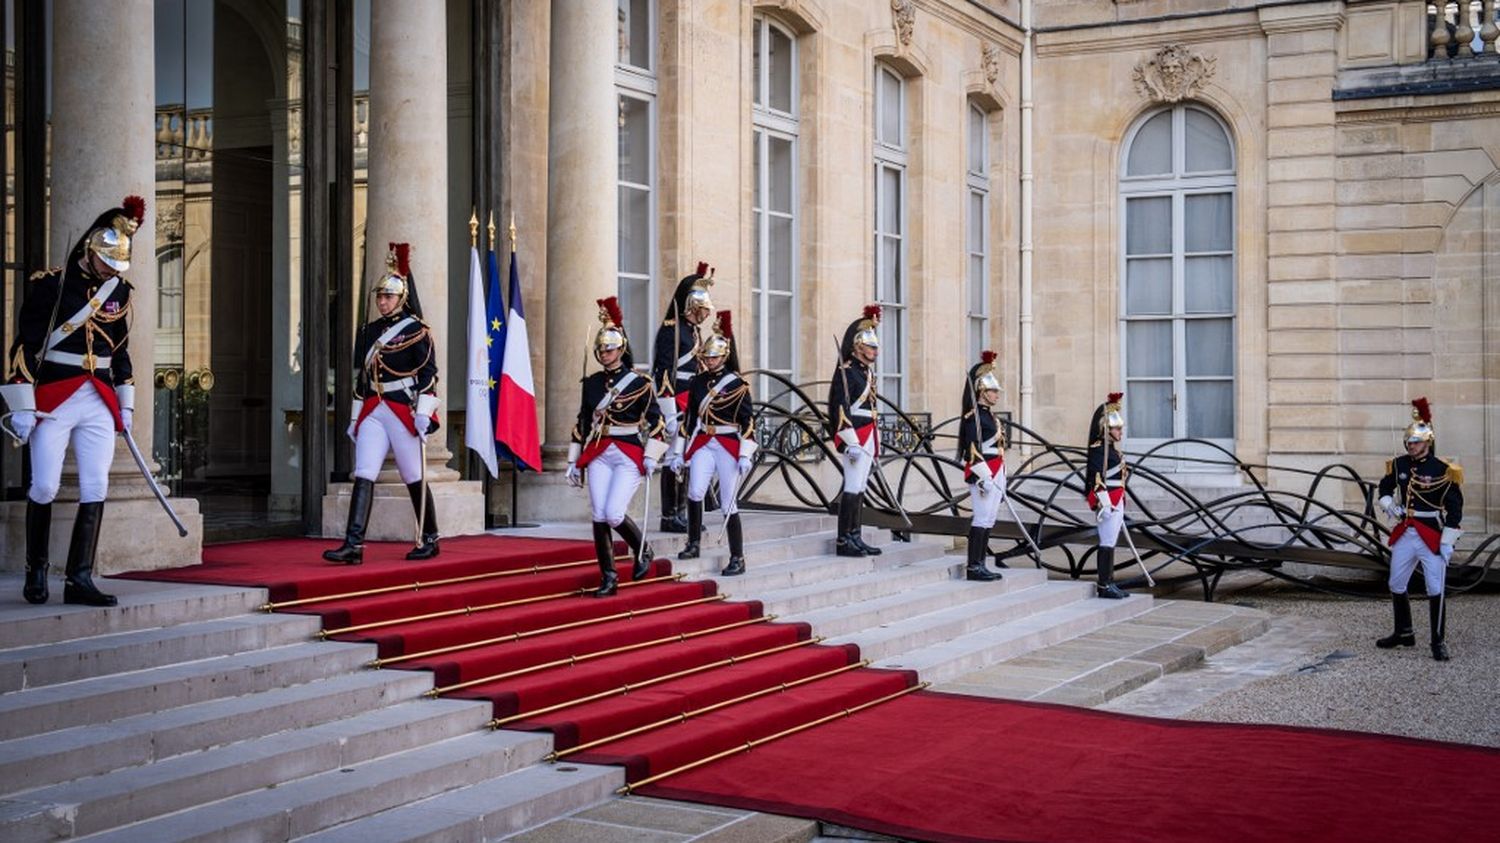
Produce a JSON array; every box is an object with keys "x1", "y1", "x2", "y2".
[{"x1": 1403, "y1": 397, "x2": 1435, "y2": 445}]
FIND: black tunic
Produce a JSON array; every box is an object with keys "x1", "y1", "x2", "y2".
[
  {"x1": 1084, "y1": 440, "x2": 1128, "y2": 509},
  {"x1": 651, "y1": 319, "x2": 701, "y2": 399},
  {"x1": 353, "y1": 312, "x2": 438, "y2": 407},
  {"x1": 682, "y1": 369, "x2": 754, "y2": 442},
  {"x1": 957, "y1": 408, "x2": 1003, "y2": 479},
  {"x1": 1378, "y1": 453, "x2": 1463, "y2": 537},
  {"x1": 572, "y1": 367, "x2": 665, "y2": 449},
  {"x1": 8, "y1": 262, "x2": 133, "y2": 388},
  {"x1": 826, "y1": 360, "x2": 877, "y2": 449}
]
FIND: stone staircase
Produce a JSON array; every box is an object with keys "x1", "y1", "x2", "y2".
[{"x1": 0, "y1": 512, "x2": 1164, "y2": 841}]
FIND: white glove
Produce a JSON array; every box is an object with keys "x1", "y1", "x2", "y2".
[
  {"x1": 668, "y1": 453, "x2": 685, "y2": 474},
  {"x1": 737, "y1": 456, "x2": 753, "y2": 477},
  {"x1": 9, "y1": 411, "x2": 35, "y2": 444},
  {"x1": 415, "y1": 414, "x2": 431, "y2": 438},
  {"x1": 1378, "y1": 495, "x2": 1404, "y2": 521},
  {"x1": 975, "y1": 479, "x2": 991, "y2": 496},
  {"x1": 644, "y1": 457, "x2": 659, "y2": 476},
  {"x1": 1095, "y1": 502, "x2": 1116, "y2": 523},
  {"x1": 1440, "y1": 544, "x2": 1454, "y2": 563},
  {"x1": 845, "y1": 443, "x2": 866, "y2": 462},
  {"x1": 120, "y1": 408, "x2": 133, "y2": 433},
  {"x1": 566, "y1": 463, "x2": 582, "y2": 487}
]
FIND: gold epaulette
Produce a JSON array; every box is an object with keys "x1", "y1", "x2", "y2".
[
  {"x1": 662, "y1": 318, "x2": 677, "y2": 327},
  {"x1": 1385, "y1": 458, "x2": 1394, "y2": 476},
  {"x1": 1444, "y1": 460, "x2": 1464, "y2": 486}
]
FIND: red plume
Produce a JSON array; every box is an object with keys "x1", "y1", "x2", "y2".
[
  {"x1": 122, "y1": 195, "x2": 147, "y2": 225},
  {"x1": 1107, "y1": 392, "x2": 1123, "y2": 404},
  {"x1": 695, "y1": 261, "x2": 708, "y2": 276},
  {"x1": 388, "y1": 242, "x2": 411, "y2": 277},
  {"x1": 717, "y1": 309, "x2": 734, "y2": 340},
  {"x1": 1412, "y1": 397, "x2": 1431, "y2": 423},
  {"x1": 597, "y1": 296, "x2": 624, "y2": 327},
  {"x1": 862, "y1": 304, "x2": 882, "y2": 323},
  {"x1": 980, "y1": 350, "x2": 997, "y2": 366}
]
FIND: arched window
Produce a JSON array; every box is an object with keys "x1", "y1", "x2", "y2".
[
  {"x1": 751, "y1": 15, "x2": 798, "y2": 404},
  {"x1": 1119, "y1": 105, "x2": 1236, "y2": 456},
  {"x1": 617, "y1": 0, "x2": 657, "y2": 362},
  {"x1": 873, "y1": 64, "x2": 907, "y2": 402}
]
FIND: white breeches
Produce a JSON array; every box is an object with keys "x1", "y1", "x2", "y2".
[
  {"x1": 687, "y1": 438, "x2": 740, "y2": 515},
  {"x1": 1095, "y1": 504, "x2": 1125, "y2": 548},
  {"x1": 969, "y1": 485, "x2": 1005, "y2": 530},
  {"x1": 353, "y1": 401, "x2": 425, "y2": 484},
  {"x1": 1389, "y1": 529, "x2": 1446, "y2": 597},
  {"x1": 842, "y1": 445, "x2": 874, "y2": 494},
  {"x1": 587, "y1": 443, "x2": 643, "y2": 527},
  {"x1": 29, "y1": 385, "x2": 115, "y2": 504}
]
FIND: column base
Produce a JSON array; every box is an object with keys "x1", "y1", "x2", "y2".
[
  {"x1": 321, "y1": 479, "x2": 484, "y2": 541},
  {"x1": 0, "y1": 498, "x2": 204, "y2": 574},
  {"x1": 507, "y1": 469, "x2": 637, "y2": 525}
]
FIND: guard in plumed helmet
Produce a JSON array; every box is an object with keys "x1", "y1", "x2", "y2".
[
  {"x1": 957, "y1": 351, "x2": 1005, "y2": 582},
  {"x1": 651, "y1": 262, "x2": 715, "y2": 533},
  {"x1": 1084, "y1": 392, "x2": 1131, "y2": 599},
  {"x1": 1375, "y1": 397, "x2": 1463, "y2": 661},
  {"x1": 324, "y1": 243, "x2": 442, "y2": 565},
  {"x1": 567, "y1": 297, "x2": 668, "y2": 597},
  {"x1": 827, "y1": 305, "x2": 884, "y2": 558},
  {"x1": 1, "y1": 196, "x2": 145, "y2": 607},
  {"x1": 670, "y1": 310, "x2": 756, "y2": 576}
]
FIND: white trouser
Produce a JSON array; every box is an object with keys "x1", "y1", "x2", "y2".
[
  {"x1": 842, "y1": 444, "x2": 874, "y2": 494},
  {"x1": 1389, "y1": 528, "x2": 1447, "y2": 597},
  {"x1": 968, "y1": 478, "x2": 1008, "y2": 531},
  {"x1": 1095, "y1": 503, "x2": 1125, "y2": 548},
  {"x1": 587, "y1": 443, "x2": 643, "y2": 527},
  {"x1": 353, "y1": 401, "x2": 425, "y2": 484},
  {"x1": 29, "y1": 384, "x2": 116, "y2": 504},
  {"x1": 687, "y1": 437, "x2": 740, "y2": 515}
]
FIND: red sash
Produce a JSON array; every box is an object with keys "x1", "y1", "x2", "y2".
[
  {"x1": 1388, "y1": 520, "x2": 1442, "y2": 553},
  {"x1": 686, "y1": 433, "x2": 740, "y2": 461},
  {"x1": 675, "y1": 392, "x2": 691, "y2": 413},
  {"x1": 36, "y1": 375, "x2": 124, "y2": 431},
  {"x1": 964, "y1": 455, "x2": 1003, "y2": 485},
  {"x1": 1086, "y1": 488, "x2": 1126, "y2": 510},
  {"x1": 834, "y1": 422, "x2": 878, "y2": 456},
  {"x1": 354, "y1": 396, "x2": 419, "y2": 437},
  {"x1": 577, "y1": 437, "x2": 646, "y2": 475}
]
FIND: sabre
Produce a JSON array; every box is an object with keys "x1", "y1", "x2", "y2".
[
  {"x1": 830, "y1": 335, "x2": 912, "y2": 531},
  {"x1": 1001, "y1": 493, "x2": 1044, "y2": 567},
  {"x1": 122, "y1": 429, "x2": 189, "y2": 537},
  {"x1": 636, "y1": 460, "x2": 653, "y2": 573},
  {"x1": 1118, "y1": 514, "x2": 1156, "y2": 587}
]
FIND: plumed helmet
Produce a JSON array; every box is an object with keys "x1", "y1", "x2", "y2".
[
  {"x1": 1403, "y1": 397, "x2": 1435, "y2": 445},
  {"x1": 839, "y1": 305, "x2": 882, "y2": 360},
  {"x1": 594, "y1": 296, "x2": 634, "y2": 367},
  {"x1": 961, "y1": 350, "x2": 1002, "y2": 416},
  {"x1": 669, "y1": 261, "x2": 715, "y2": 323},
  {"x1": 698, "y1": 310, "x2": 740, "y2": 372},
  {"x1": 80, "y1": 195, "x2": 146, "y2": 274},
  {"x1": 1088, "y1": 392, "x2": 1125, "y2": 444},
  {"x1": 372, "y1": 243, "x2": 410, "y2": 300}
]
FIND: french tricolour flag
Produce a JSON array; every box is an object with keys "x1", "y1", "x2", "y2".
[{"x1": 494, "y1": 248, "x2": 542, "y2": 472}]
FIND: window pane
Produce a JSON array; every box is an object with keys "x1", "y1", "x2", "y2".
[
  {"x1": 769, "y1": 26, "x2": 793, "y2": 113},
  {"x1": 768, "y1": 294, "x2": 793, "y2": 369},
  {"x1": 1186, "y1": 380, "x2": 1234, "y2": 439},
  {"x1": 752, "y1": 208, "x2": 762, "y2": 290},
  {"x1": 968, "y1": 191, "x2": 984, "y2": 252},
  {"x1": 1126, "y1": 196, "x2": 1171, "y2": 255},
  {"x1": 878, "y1": 69, "x2": 901, "y2": 146},
  {"x1": 1185, "y1": 109, "x2": 1232, "y2": 172},
  {"x1": 1185, "y1": 193, "x2": 1232, "y2": 252},
  {"x1": 879, "y1": 236, "x2": 900, "y2": 301},
  {"x1": 768, "y1": 135, "x2": 793, "y2": 213},
  {"x1": 1125, "y1": 320, "x2": 1172, "y2": 378},
  {"x1": 769, "y1": 215, "x2": 793, "y2": 292},
  {"x1": 618, "y1": 95, "x2": 649, "y2": 184},
  {"x1": 969, "y1": 316, "x2": 986, "y2": 362},
  {"x1": 752, "y1": 21, "x2": 762, "y2": 107},
  {"x1": 878, "y1": 167, "x2": 901, "y2": 233},
  {"x1": 618, "y1": 0, "x2": 651, "y2": 69},
  {"x1": 1185, "y1": 319, "x2": 1233, "y2": 377},
  {"x1": 1125, "y1": 258, "x2": 1172, "y2": 316},
  {"x1": 1125, "y1": 380, "x2": 1173, "y2": 438},
  {"x1": 968, "y1": 255, "x2": 985, "y2": 313},
  {"x1": 1185, "y1": 256, "x2": 1234, "y2": 313},
  {"x1": 752, "y1": 131, "x2": 762, "y2": 210},
  {"x1": 1126, "y1": 110, "x2": 1171, "y2": 176},
  {"x1": 968, "y1": 106, "x2": 985, "y2": 174},
  {"x1": 618, "y1": 275, "x2": 651, "y2": 350},
  {"x1": 618, "y1": 186, "x2": 650, "y2": 274}
]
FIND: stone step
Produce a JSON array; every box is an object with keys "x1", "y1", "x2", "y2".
[
  {"x1": 0, "y1": 668, "x2": 434, "y2": 795},
  {"x1": 76, "y1": 730, "x2": 554, "y2": 843},
  {"x1": 297, "y1": 763, "x2": 622, "y2": 843},
  {"x1": 792, "y1": 567, "x2": 1051, "y2": 641},
  {"x1": 665, "y1": 531, "x2": 855, "y2": 577},
  {"x1": 875, "y1": 593, "x2": 1156, "y2": 683},
  {"x1": 0, "y1": 578, "x2": 267, "y2": 651},
  {"x1": 672, "y1": 539, "x2": 946, "y2": 591},
  {"x1": 0, "y1": 611, "x2": 321, "y2": 692},
  {"x1": 0, "y1": 640, "x2": 374, "y2": 742},
  {"x1": 746, "y1": 556, "x2": 970, "y2": 618},
  {"x1": 1, "y1": 698, "x2": 499, "y2": 841},
  {"x1": 649, "y1": 513, "x2": 838, "y2": 553}
]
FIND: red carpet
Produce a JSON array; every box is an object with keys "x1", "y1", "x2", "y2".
[{"x1": 126, "y1": 536, "x2": 1500, "y2": 843}]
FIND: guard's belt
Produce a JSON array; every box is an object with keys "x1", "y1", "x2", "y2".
[
  {"x1": 46, "y1": 351, "x2": 111, "y2": 370},
  {"x1": 377, "y1": 376, "x2": 416, "y2": 391},
  {"x1": 605, "y1": 425, "x2": 641, "y2": 437},
  {"x1": 1409, "y1": 509, "x2": 1441, "y2": 518},
  {"x1": 848, "y1": 406, "x2": 873, "y2": 419},
  {"x1": 703, "y1": 424, "x2": 740, "y2": 435}
]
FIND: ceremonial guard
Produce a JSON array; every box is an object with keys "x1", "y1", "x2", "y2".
[
  {"x1": 1084, "y1": 392, "x2": 1131, "y2": 599},
  {"x1": 827, "y1": 305, "x2": 883, "y2": 558},
  {"x1": 651, "y1": 263, "x2": 715, "y2": 532},
  {"x1": 567, "y1": 297, "x2": 668, "y2": 597},
  {"x1": 2, "y1": 196, "x2": 144, "y2": 607},
  {"x1": 324, "y1": 244, "x2": 441, "y2": 565},
  {"x1": 671, "y1": 311, "x2": 756, "y2": 576},
  {"x1": 1376, "y1": 398, "x2": 1462, "y2": 661},
  {"x1": 957, "y1": 351, "x2": 1005, "y2": 582}
]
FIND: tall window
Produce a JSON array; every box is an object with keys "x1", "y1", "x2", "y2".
[
  {"x1": 751, "y1": 16, "x2": 797, "y2": 404},
  {"x1": 1119, "y1": 105, "x2": 1236, "y2": 452},
  {"x1": 872, "y1": 65, "x2": 907, "y2": 402},
  {"x1": 966, "y1": 103, "x2": 990, "y2": 360},
  {"x1": 617, "y1": 0, "x2": 657, "y2": 362}
]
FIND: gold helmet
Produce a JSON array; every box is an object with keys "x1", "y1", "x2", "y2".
[
  {"x1": 1403, "y1": 397, "x2": 1434, "y2": 444},
  {"x1": 86, "y1": 195, "x2": 145, "y2": 273},
  {"x1": 1088, "y1": 392, "x2": 1125, "y2": 444},
  {"x1": 372, "y1": 242, "x2": 411, "y2": 306},
  {"x1": 595, "y1": 296, "x2": 629, "y2": 357},
  {"x1": 840, "y1": 305, "x2": 881, "y2": 360},
  {"x1": 671, "y1": 261, "x2": 715, "y2": 323},
  {"x1": 699, "y1": 309, "x2": 735, "y2": 365},
  {"x1": 971, "y1": 350, "x2": 1001, "y2": 396}
]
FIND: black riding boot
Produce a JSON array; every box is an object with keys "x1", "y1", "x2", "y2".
[
  {"x1": 1375, "y1": 592, "x2": 1415, "y2": 648},
  {"x1": 24, "y1": 500, "x2": 51, "y2": 605},
  {"x1": 678, "y1": 500, "x2": 703, "y2": 560},
  {"x1": 323, "y1": 478, "x2": 375, "y2": 564},
  {"x1": 835, "y1": 493, "x2": 863, "y2": 557},
  {"x1": 592, "y1": 521, "x2": 618, "y2": 597},
  {"x1": 965, "y1": 526, "x2": 1000, "y2": 581},
  {"x1": 848, "y1": 494, "x2": 882, "y2": 556},
  {"x1": 404, "y1": 482, "x2": 441, "y2": 560},
  {"x1": 720, "y1": 513, "x2": 745, "y2": 576},
  {"x1": 659, "y1": 472, "x2": 687, "y2": 533},
  {"x1": 63, "y1": 502, "x2": 116, "y2": 607},
  {"x1": 1429, "y1": 593, "x2": 1449, "y2": 661},
  {"x1": 617, "y1": 516, "x2": 653, "y2": 581},
  {"x1": 1095, "y1": 546, "x2": 1128, "y2": 599}
]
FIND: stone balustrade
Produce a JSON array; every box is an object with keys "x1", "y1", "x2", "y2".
[{"x1": 1429, "y1": 0, "x2": 1500, "y2": 59}]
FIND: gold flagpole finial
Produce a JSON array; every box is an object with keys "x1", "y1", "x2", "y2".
[
  {"x1": 468, "y1": 209, "x2": 479, "y2": 248},
  {"x1": 509, "y1": 212, "x2": 517, "y2": 254},
  {"x1": 487, "y1": 211, "x2": 496, "y2": 251}
]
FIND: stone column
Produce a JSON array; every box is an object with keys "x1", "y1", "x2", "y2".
[
  {"x1": 324, "y1": 0, "x2": 483, "y2": 539},
  {"x1": 1, "y1": 0, "x2": 203, "y2": 573},
  {"x1": 543, "y1": 0, "x2": 618, "y2": 459}
]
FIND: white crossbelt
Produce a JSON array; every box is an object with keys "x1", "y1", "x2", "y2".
[
  {"x1": 1409, "y1": 509, "x2": 1441, "y2": 518},
  {"x1": 46, "y1": 351, "x2": 111, "y2": 369},
  {"x1": 848, "y1": 406, "x2": 873, "y2": 419}
]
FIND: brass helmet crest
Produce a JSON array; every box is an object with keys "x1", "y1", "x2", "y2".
[
  {"x1": 372, "y1": 242, "x2": 411, "y2": 307},
  {"x1": 1403, "y1": 397, "x2": 1435, "y2": 445},
  {"x1": 699, "y1": 309, "x2": 734, "y2": 363},
  {"x1": 594, "y1": 296, "x2": 629, "y2": 357},
  {"x1": 971, "y1": 350, "x2": 1001, "y2": 398}
]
